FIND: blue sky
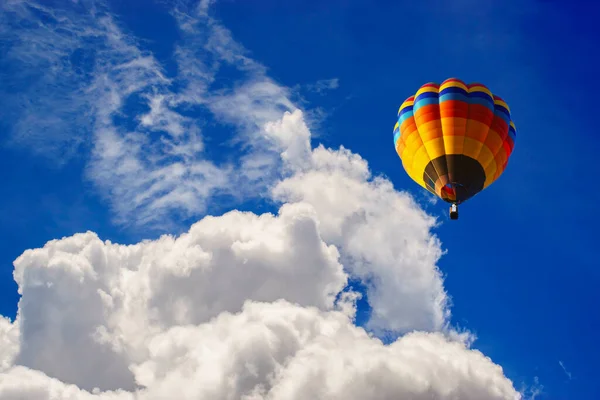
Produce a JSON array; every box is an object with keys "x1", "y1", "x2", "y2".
[{"x1": 1, "y1": 0, "x2": 599, "y2": 399}]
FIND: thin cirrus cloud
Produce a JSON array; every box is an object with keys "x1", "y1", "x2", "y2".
[
  {"x1": 1, "y1": 0, "x2": 300, "y2": 229},
  {"x1": 0, "y1": 0, "x2": 527, "y2": 399}
]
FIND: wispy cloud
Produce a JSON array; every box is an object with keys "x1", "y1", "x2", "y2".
[
  {"x1": 0, "y1": 0, "x2": 98, "y2": 162},
  {"x1": 81, "y1": 11, "x2": 235, "y2": 230},
  {"x1": 1, "y1": 0, "x2": 311, "y2": 230},
  {"x1": 302, "y1": 78, "x2": 340, "y2": 94},
  {"x1": 559, "y1": 360, "x2": 572, "y2": 380},
  {"x1": 168, "y1": 1, "x2": 314, "y2": 206},
  {"x1": 519, "y1": 376, "x2": 544, "y2": 400}
]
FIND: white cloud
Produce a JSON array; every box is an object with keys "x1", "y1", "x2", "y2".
[
  {"x1": 0, "y1": 0, "x2": 231, "y2": 228},
  {"x1": 132, "y1": 301, "x2": 518, "y2": 400},
  {"x1": 9, "y1": 202, "x2": 346, "y2": 392},
  {"x1": 85, "y1": 13, "x2": 238, "y2": 229},
  {"x1": 0, "y1": 366, "x2": 134, "y2": 400},
  {"x1": 1, "y1": 299, "x2": 520, "y2": 400},
  {"x1": 273, "y1": 139, "x2": 448, "y2": 335},
  {"x1": 0, "y1": 316, "x2": 18, "y2": 372},
  {"x1": 138, "y1": 95, "x2": 188, "y2": 138}
]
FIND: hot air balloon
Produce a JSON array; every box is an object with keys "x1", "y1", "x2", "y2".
[{"x1": 393, "y1": 78, "x2": 516, "y2": 220}]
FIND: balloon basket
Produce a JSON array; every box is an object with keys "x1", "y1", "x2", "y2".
[{"x1": 449, "y1": 203, "x2": 459, "y2": 220}]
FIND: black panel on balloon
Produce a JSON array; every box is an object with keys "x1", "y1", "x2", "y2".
[{"x1": 423, "y1": 155, "x2": 486, "y2": 204}]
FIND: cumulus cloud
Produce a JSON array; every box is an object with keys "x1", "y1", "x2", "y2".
[
  {"x1": 131, "y1": 301, "x2": 518, "y2": 400},
  {"x1": 9, "y1": 202, "x2": 345, "y2": 392},
  {"x1": 0, "y1": 0, "x2": 523, "y2": 399},
  {"x1": 272, "y1": 113, "x2": 447, "y2": 334},
  {"x1": 0, "y1": 316, "x2": 18, "y2": 371},
  {"x1": 1, "y1": 297, "x2": 519, "y2": 400}
]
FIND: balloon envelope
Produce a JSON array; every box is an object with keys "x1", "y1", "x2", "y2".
[{"x1": 393, "y1": 78, "x2": 516, "y2": 204}]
